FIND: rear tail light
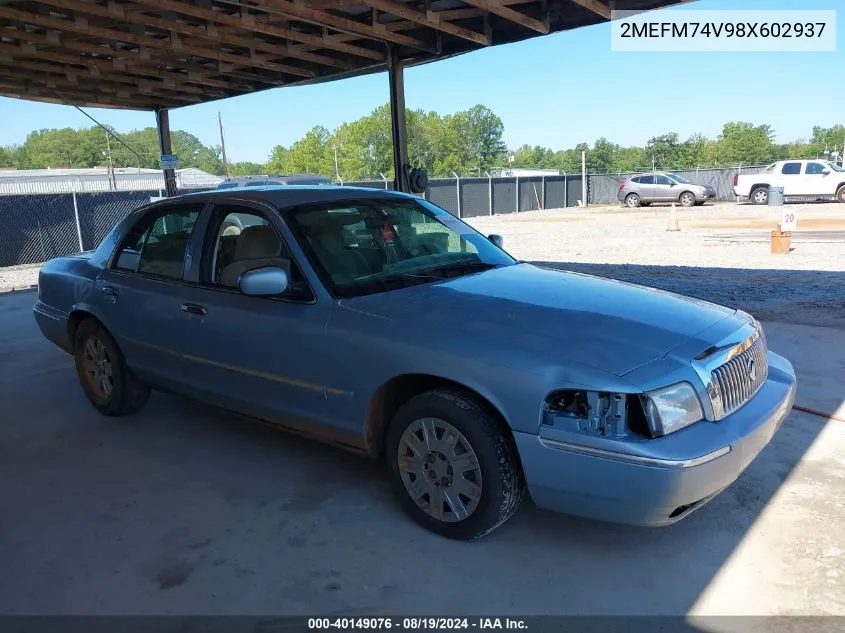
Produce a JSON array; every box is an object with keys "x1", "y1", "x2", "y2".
[
  {"x1": 619, "y1": 184, "x2": 625, "y2": 191},
  {"x1": 733, "y1": 174, "x2": 738, "y2": 186}
]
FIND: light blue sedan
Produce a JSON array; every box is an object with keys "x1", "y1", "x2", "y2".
[{"x1": 33, "y1": 187, "x2": 797, "y2": 539}]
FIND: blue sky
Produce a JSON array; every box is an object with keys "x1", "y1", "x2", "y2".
[{"x1": 0, "y1": 0, "x2": 841, "y2": 163}]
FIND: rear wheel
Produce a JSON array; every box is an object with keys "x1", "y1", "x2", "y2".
[
  {"x1": 679, "y1": 191, "x2": 696, "y2": 207},
  {"x1": 751, "y1": 186, "x2": 769, "y2": 205},
  {"x1": 837, "y1": 185, "x2": 845, "y2": 204},
  {"x1": 624, "y1": 193, "x2": 641, "y2": 208},
  {"x1": 385, "y1": 389, "x2": 525, "y2": 540},
  {"x1": 73, "y1": 318, "x2": 150, "y2": 416}
]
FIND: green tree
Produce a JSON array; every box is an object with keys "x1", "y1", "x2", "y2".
[
  {"x1": 227, "y1": 161, "x2": 266, "y2": 176},
  {"x1": 718, "y1": 122, "x2": 775, "y2": 165},
  {"x1": 645, "y1": 133, "x2": 681, "y2": 170}
]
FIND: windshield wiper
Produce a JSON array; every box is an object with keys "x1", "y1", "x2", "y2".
[{"x1": 423, "y1": 260, "x2": 502, "y2": 277}]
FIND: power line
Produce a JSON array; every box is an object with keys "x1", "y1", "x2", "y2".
[{"x1": 72, "y1": 105, "x2": 157, "y2": 169}]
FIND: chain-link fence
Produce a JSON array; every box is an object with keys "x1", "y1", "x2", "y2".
[
  {"x1": 1, "y1": 175, "x2": 583, "y2": 268},
  {"x1": 587, "y1": 166, "x2": 769, "y2": 205}
]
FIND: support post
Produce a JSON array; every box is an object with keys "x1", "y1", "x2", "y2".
[
  {"x1": 485, "y1": 171, "x2": 493, "y2": 215},
  {"x1": 387, "y1": 46, "x2": 410, "y2": 193},
  {"x1": 452, "y1": 171, "x2": 461, "y2": 218},
  {"x1": 515, "y1": 176, "x2": 519, "y2": 212},
  {"x1": 71, "y1": 190, "x2": 84, "y2": 252},
  {"x1": 562, "y1": 171, "x2": 568, "y2": 208},
  {"x1": 155, "y1": 108, "x2": 177, "y2": 197},
  {"x1": 541, "y1": 175, "x2": 546, "y2": 209},
  {"x1": 581, "y1": 151, "x2": 587, "y2": 206}
]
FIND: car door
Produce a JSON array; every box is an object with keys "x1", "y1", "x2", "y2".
[
  {"x1": 636, "y1": 175, "x2": 655, "y2": 201},
  {"x1": 779, "y1": 161, "x2": 803, "y2": 196},
  {"x1": 174, "y1": 201, "x2": 339, "y2": 434},
  {"x1": 95, "y1": 202, "x2": 206, "y2": 390},
  {"x1": 652, "y1": 174, "x2": 674, "y2": 201},
  {"x1": 801, "y1": 161, "x2": 834, "y2": 196}
]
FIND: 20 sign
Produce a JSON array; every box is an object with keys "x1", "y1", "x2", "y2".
[{"x1": 781, "y1": 208, "x2": 798, "y2": 231}]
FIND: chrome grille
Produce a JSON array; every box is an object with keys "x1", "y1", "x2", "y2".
[{"x1": 710, "y1": 334, "x2": 768, "y2": 419}]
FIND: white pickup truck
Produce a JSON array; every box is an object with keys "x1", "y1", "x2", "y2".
[{"x1": 733, "y1": 160, "x2": 845, "y2": 204}]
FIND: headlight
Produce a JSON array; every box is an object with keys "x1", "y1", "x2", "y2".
[{"x1": 641, "y1": 382, "x2": 704, "y2": 436}]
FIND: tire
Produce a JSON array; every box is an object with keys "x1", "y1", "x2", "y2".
[
  {"x1": 751, "y1": 187, "x2": 769, "y2": 205},
  {"x1": 837, "y1": 185, "x2": 845, "y2": 204},
  {"x1": 385, "y1": 389, "x2": 525, "y2": 540},
  {"x1": 73, "y1": 318, "x2": 150, "y2": 416},
  {"x1": 624, "y1": 193, "x2": 640, "y2": 208},
  {"x1": 679, "y1": 191, "x2": 696, "y2": 207}
]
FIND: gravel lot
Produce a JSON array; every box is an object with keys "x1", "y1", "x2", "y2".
[
  {"x1": 4, "y1": 200, "x2": 843, "y2": 328},
  {"x1": 466, "y1": 201, "x2": 845, "y2": 330}
]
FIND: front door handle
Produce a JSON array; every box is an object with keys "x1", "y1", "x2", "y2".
[
  {"x1": 181, "y1": 303, "x2": 207, "y2": 316},
  {"x1": 102, "y1": 285, "x2": 119, "y2": 297}
]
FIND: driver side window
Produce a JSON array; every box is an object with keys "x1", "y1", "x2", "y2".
[{"x1": 202, "y1": 206, "x2": 311, "y2": 300}]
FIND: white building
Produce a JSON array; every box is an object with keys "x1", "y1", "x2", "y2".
[{"x1": 0, "y1": 167, "x2": 224, "y2": 195}]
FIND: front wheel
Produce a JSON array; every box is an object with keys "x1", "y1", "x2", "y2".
[
  {"x1": 837, "y1": 185, "x2": 845, "y2": 204},
  {"x1": 386, "y1": 389, "x2": 525, "y2": 540},
  {"x1": 679, "y1": 192, "x2": 696, "y2": 207},
  {"x1": 73, "y1": 318, "x2": 150, "y2": 416}
]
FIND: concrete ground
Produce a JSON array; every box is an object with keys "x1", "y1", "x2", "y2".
[{"x1": 1, "y1": 286, "x2": 844, "y2": 617}]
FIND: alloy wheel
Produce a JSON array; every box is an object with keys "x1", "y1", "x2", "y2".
[
  {"x1": 397, "y1": 417, "x2": 483, "y2": 523},
  {"x1": 82, "y1": 335, "x2": 113, "y2": 398}
]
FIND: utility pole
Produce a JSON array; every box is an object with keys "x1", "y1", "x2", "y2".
[
  {"x1": 104, "y1": 131, "x2": 115, "y2": 190},
  {"x1": 332, "y1": 144, "x2": 340, "y2": 182},
  {"x1": 218, "y1": 112, "x2": 229, "y2": 178}
]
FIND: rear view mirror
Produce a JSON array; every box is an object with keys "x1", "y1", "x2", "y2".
[
  {"x1": 488, "y1": 234, "x2": 504, "y2": 248},
  {"x1": 239, "y1": 266, "x2": 289, "y2": 297}
]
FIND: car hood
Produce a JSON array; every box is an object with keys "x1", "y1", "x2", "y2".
[{"x1": 340, "y1": 263, "x2": 740, "y2": 376}]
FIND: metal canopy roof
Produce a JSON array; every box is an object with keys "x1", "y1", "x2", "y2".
[{"x1": 0, "y1": 0, "x2": 685, "y2": 111}]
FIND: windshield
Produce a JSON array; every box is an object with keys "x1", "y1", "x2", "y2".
[
  {"x1": 826, "y1": 162, "x2": 845, "y2": 172},
  {"x1": 285, "y1": 198, "x2": 516, "y2": 298},
  {"x1": 668, "y1": 173, "x2": 691, "y2": 184}
]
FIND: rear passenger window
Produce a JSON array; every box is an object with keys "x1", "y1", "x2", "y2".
[
  {"x1": 639, "y1": 175, "x2": 655, "y2": 185},
  {"x1": 114, "y1": 205, "x2": 202, "y2": 279},
  {"x1": 782, "y1": 162, "x2": 801, "y2": 175}
]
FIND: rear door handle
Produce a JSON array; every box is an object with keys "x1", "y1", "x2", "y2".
[{"x1": 181, "y1": 303, "x2": 207, "y2": 316}]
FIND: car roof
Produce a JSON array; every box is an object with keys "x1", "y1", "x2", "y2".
[{"x1": 172, "y1": 185, "x2": 413, "y2": 210}]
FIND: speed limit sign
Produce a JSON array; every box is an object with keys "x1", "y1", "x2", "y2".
[{"x1": 781, "y1": 207, "x2": 798, "y2": 231}]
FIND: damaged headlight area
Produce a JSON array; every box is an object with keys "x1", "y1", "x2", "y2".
[
  {"x1": 545, "y1": 382, "x2": 704, "y2": 439},
  {"x1": 640, "y1": 382, "x2": 704, "y2": 437}
]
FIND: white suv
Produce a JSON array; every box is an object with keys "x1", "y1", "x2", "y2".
[{"x1": 733, "y1": 160, "x2": 845, "y2": 204}]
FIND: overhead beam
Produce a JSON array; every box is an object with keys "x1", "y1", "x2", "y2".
[
  {"x1": 130, "y1": 0, "x2": 384, "y2": 60},
  {"x1": 36, "y1": 0, "x2": 349, "y2": 70},
  {"x1": 568, "y1": 0, "x2": 611, "y2": 19},
  {"x1": 252, "y1": 0, "x2": 436, "y2": 52},
  {"x1": 0, "y1": 5, "x2": 315, "y2": 78},
  {"x1": 0, "y1": 56, "x2": 227, "y2": 100},
  {"x1": 458, "y1": 0, "x2": 549, "y2": 33},
  {"x1": 0, "y1": 26, "x2": 288, "y2": 93},
  {"x1": 0, "y1": 36, "x2": 242, "y2": 93},
  {"x1": 360, "y1": 0, "x2": 489, "y2": 45}
]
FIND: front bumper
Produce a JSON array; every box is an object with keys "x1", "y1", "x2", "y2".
[
  {"x1": 514, "y1": 352, "x2": 796, "y2": 526},
  {"x1": 697, "y1": 189, "x2": 717, "y2": 201}
]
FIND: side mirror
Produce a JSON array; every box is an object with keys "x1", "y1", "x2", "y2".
[
  {"x1": 822, "y1": 168, "x2": 831, "y2": 175},
  {"x1": 488, "y1": 234, "x2": 504, "y2": 248},
  {"x1": 239, "y1": 266, "x2": 289, "y2": 297}
]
